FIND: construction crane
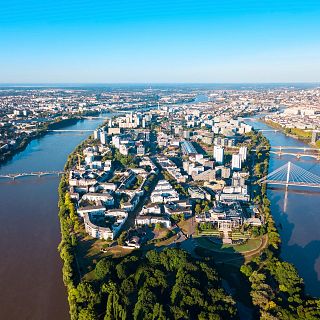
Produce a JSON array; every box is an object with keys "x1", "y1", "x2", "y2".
[{"x1": 76, "y1": 153, "x2": 84, "y2": 170}]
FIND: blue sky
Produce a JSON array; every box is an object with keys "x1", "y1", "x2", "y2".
[{"x1": 0, "y1": 0, "x2": 320, "y2": 83}]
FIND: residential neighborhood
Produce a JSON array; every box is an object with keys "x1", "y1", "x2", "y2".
[{"x1": 66, "y1": 99, "x2": 270, "y2": 251}]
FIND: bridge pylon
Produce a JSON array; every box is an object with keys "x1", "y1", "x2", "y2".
[
  {"x1": 286, "y1": 161, "x2": 291, "y2": 188},
  {"x1": 258, "y1": 161, "x2": 320, "y2": 189}
]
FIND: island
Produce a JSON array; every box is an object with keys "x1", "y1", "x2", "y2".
[{"x1": 57, "y1": 100, "x2": 320, "y2": 319}]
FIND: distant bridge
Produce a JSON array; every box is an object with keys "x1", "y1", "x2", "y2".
[
  {"x1": 272, "y1": 146, "x2": 319, "y2": 151},
  {"x1": 258, "y1": 146, "x2": 319, "y2": 151},
  {"x1": 47, "y1": 129, "x2": 94, "y2": 132},
  {"x1": 258, "y1": 129, "x2": 279, "y2": 133},
  {"x1": 255, "y1": 145, "x2": 320, "y2": 157},
  {"x1": 258, "y1": 162, "x2": 320, "y2": 189},
  {"x1": 270, "y1": 151, "x2": 320, "y2": 160},
  {"x1": 81, "y1": 116, "x2": 102, "y2": 119},
  {"x1": 0, "y1": 171, "x2": 64, "y2": 180},
  {"x1": 262, "y1": 146, "x2": 320, "y2": 160}
]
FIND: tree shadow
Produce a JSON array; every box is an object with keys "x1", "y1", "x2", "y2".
[
  {"x1": 177, "y1": 237, "x2": 255, "y2": 319},
  {"x1": 75, "y1": 236, "x2": 104, "y2": 280}
]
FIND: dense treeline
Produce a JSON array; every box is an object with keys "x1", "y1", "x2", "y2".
[
  {"x1": 241, "y1": 132, "x2": 320, "y2": 319},
  {"x1": 241, "y1": 252, "x2": 320, "y2": 319},
  {"x1": 58, "y1": 176, "x2": 80, "y2": 319},
  {"x1": 58, "y1": 136, "x2": 98, "y2": 319},
  {"x1": 74, "y1": 248, "x2": 237, "y2": 320}
]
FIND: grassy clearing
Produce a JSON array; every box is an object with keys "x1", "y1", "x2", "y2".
[
  {"x1": 75, "y1": 235, "x2": 104, "y2": 276},
  {"x1": 198, "y1": 230, "x2": 221, "y2": 236},
  {"x1": 153, "y1": 228, "x2": 169, "y2": 239},
  {"x1": 231, "y1": 231, "x2": 251, "y2": 240},
  {"x1": 177, "y1": 219, "x2": 189, "y2": 233},
  {"x1": 194, "y1": 246, "x2": 244, "y2": 267},
  {"x1": 75, "y1": 232, "x2": 133, "y2": 278},
  {"x1": 289, "y1": 127, "x2": 312, "y2": 139},
  {"x1": 155, "y1": 234, "x2": 178, "y2": 247},
  {"x1": 195, "y1": 237, "x2": 262, "y2": 253}
]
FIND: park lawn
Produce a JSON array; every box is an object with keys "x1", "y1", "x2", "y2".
[
  {"x1": 153, "y1": 228, "x2": 169, "y2": 239},
  {"x1": 106, "y1": 245, "x2": 135, "y2": 258},
  {"x1": 177, "y1": 219, "x2": 190, "y2": 234},
  {"x1": 231, "y1": 238, "x2": 261, "y2": 252},
  {"x1": 195, "y1": 237, "x2": 262, "y2": 253},
  {"x1": 75, "y1": 232, "x2": 132, "y2": 278},
  {"x1": 194, "y1": 245, "x2": 244, "y2": 267},
  {"x1": 290, "y1": 128, "x2": 312, "y2": 139},
  {"x1": 155, "y1": 234, "x2": 178, "y2": 247},
  {"x1": 83, "y1": 269, "x2": 96, "y2": 281},
  {"x1": 75, "y1": 235, "x2": 105, "y2": 277},
  {"x1": 199, "y1": 230, "x2": 221, "y2": 236},
  {"x1": 82, "y1": 246, "x2": 134, "y2": 281}
]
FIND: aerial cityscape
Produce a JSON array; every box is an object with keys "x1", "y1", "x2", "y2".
[{"x1": 1, "y1": 1, "x2": 320, "y2": 320}]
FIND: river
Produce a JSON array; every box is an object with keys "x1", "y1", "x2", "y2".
[
  {"x1": 247, "y1": 119, "x2": 320, "y2": 297},
  {"x1": 0, "y1": 117, "x2": 106, "y2": 320}
]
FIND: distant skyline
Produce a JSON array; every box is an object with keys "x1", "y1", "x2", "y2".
[{"x1": 1, "y1": 0, "x2": 320, "y2": 83}]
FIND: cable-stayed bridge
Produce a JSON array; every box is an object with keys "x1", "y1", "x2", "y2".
[{"x1": 258, "y1": 162, "x2": 320, "y2": 188}]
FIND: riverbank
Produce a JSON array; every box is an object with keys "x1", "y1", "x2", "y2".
[
  {"x1": 261, "y1": 118, "x2": 320, "y2": 148},
  {"x1": 0, "y1": 114, "x2": 97, "y2": 167},
  {"x1": 238, "y1": 130, "x2": 320, "y2": 318},
  {"x1": 247, "y1": 118, "x2": 320, "y2": 297}
]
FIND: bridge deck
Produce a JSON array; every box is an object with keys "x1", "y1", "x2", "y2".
[
  {"x1": 263, "y1": 180, "x2": 320, "y2": 188},
  {"x1": 0, "y1": 171, "x2": 64, "y2": 179},
  {"x1": 47, "y1": 129, "x2": 94, "y2": 132}
]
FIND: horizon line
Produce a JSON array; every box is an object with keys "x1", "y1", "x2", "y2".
[{"x1": 0, "y1": 81, "x2": 320, "y2": 86}]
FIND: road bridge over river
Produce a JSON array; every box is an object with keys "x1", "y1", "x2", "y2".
[
  {"x1": 258, "y1": 161, "x2": 320, "y2": 189},
  {"x1": 0, "y1": 171, "x2": 64, "y2": 180}
]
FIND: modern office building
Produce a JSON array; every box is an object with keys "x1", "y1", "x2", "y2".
[
  {"x1": 93, "y1": 129, "x2": 100, "y2": 140},
  {"x1": 100, "y1": 131, "x2": 107, "y2": 145},
  {"x1": 239, "y1": 146, "x2": 247, "y2": 161},
  {"x1": 231, "y1": 154, "x2": 241, "y2": 170},
  {"x1": 213, "y1": 146, "x2": 224, "y2": 164}
]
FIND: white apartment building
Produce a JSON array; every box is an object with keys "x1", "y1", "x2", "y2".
[
  {"x1": 231, "y1": 154, "x2": 241, "y2": 170},
  {"x1": 213, "y1": 146, "x2": 224, "y2": 164},
  {"x1": 239, "y1": 146, "x2": 247, "y2": 161}
]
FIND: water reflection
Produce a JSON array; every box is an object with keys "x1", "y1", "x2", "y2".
[{"x1": 248, "y1": 119, "x2": 320, "y2": 297}]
